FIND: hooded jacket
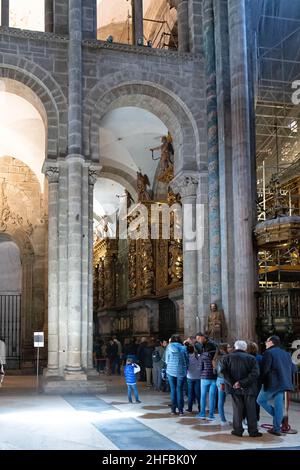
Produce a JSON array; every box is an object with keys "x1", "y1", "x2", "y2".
[{"x1": 165, "y1": 342, "x2": 188, "y2": 378}]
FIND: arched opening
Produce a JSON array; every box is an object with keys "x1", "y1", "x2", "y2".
[
  {"x1": 0, "y1": 235, "x2": 21, "y2": 369},
  {"x1": 96, "y1": 0, "x2": 177, "y2": 49},
  {"x1": 9, "y1": 0, "x2": 45, "y2": 31},
  {"x1": 0, "y1": 0, "x2": 45, "y2": 30},
  {"x1": 93, "y1": 105, "x2": 183, "y2": 359},
  {"x1": 0, "y1": 82, "x2": 47, "y2": 370}
]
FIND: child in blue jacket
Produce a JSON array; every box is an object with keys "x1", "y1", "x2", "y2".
[{"x1": 124, "y1": 358, "x2": 141, "y2": 403}]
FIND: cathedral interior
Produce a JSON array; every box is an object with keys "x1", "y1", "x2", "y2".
[{"x1": 0, "y1": 0, "x2": 299, "y2": 385}]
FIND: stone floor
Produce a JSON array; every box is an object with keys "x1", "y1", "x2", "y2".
[{"x1": 0, "y1": 375, "x2": 299, "y2": 450}]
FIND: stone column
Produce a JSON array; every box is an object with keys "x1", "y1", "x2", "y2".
[
  {"x1": 87, "y1": 168, "x2": 98, "y2": 371},
  {"x1": 213, "y1": 0, "x2": 235, "y2": 337},
  {"x1": 1, "y1": 0, "x2": 9, "y2": 26},
  {"x1": 43, "y1": 164, "x2": 59, "y2": 374},
  {"x1": 177, "y1": 1, "x2": 189, "y2": 52},
  {"x1": 45, "y1": 0, "x2": 54, "y2": 32},
  {"x1": 228, "y1": 0, "x2": 256, "y2": 339},
  {"x1": 68, "y1": 0, "x2": 82, "y2": 156},
  {"x1": 196, "y1": 171, "x2": 210, "y2": 333},
  {"x1": 65, "y1": 0, "x2": 85, "y2": 375},
  {"x1": 203, "y1": 0, "x2": 222, "y2": 306},
  {"x1": 132, "y1": 0, "x2": 144, "y2": 45},
  {"x1": 171, "y1": 172, "x2": 199, "y2": 336}
]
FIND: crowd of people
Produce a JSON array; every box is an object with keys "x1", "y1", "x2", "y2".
[{"x1": 95, "y1": 332, "x2": 297, "y2": 438}]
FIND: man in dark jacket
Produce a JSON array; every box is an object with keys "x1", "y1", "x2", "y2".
[
  {"x1": 195, "y1": 333, "x2": 217, "y2": 354},
  {"x1": 257, "y1": 335, "x2": 296, "y2": 436},
  {"x1": 219, "y1": 340, "x2": 262, "y2": 437}
]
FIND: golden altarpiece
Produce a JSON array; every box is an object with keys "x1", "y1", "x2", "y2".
[{"x1": 93, "y1": 138, "x2": 183, "y2": 341}]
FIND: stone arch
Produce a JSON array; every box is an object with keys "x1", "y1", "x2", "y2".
[
  {"x1": 100, "y1": 166, "x2": 138, "y2": 201},
  {"x1": 84, "y1": 71, "x2": 201, "y2": 172},
  {"x1": 0, "y1": 55, "x2": 68, "y2": 157}
]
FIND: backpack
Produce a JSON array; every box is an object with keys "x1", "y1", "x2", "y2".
[{"x1": 152, "y1": 349, "x2": 161, "y2": 363}]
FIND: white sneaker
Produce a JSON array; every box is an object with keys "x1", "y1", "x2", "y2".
[{"x1": 220, "y1": 421, "x2": 231, "y2": 427}]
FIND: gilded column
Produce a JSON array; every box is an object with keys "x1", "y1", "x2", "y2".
[
  {"x1": 203, "y1": 0, "x2": 222, "y2": 306},
  {"x1": 228, "y1": 0, "x2": 256, "y2": 339}
]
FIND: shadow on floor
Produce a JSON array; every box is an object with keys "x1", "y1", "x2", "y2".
[{"x1": 198, "y1": 432, "x2": 281, "y2": 444}]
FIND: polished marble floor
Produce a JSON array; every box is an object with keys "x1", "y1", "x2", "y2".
[{"x1": 0, "y1": 375, "x2": 299, "y2": 450}]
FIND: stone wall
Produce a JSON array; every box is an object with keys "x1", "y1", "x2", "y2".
[{"x1": 0, "y1": 156, "x2": 47, "y2": 366}]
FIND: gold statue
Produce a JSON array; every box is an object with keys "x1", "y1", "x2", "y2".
[
  {"x1": 151, "y1": 133, "x2": 174, "y2": 183},
  {"x1": 137, "y1": 171, "x2": 151, "y2": 202},
  {"x1": 207, "y1": 303, "x2": 227, "y2": 341}
]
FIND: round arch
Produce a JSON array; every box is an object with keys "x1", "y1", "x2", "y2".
[
  {"x1": 84, "y1": 71, "x2": 201, "y2": 172},
  {"x1": 0, "y1": 55, "x2": 68, "y2": 157}
]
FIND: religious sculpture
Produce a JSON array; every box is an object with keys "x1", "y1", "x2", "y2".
[
  {"x1": 151, "y1": 132, "x2": 174, "y2": 184},
  {"x1": 136, "y1": 171, "x2": 152, "y2": 202},
  {"x1": 206, "y1": 303, "x2": 227, "y2": 342},
  {"x1": 140, "y1": 239, "x2": 154, "y2": 295},
  {"x1": 168, "y1": 239, "x2": 183, "y2": 284}
]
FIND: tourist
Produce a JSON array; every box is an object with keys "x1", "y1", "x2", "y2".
[
  {"x1": 124, "y1": 358, "x2": 141, "y2": 404},
  {"x1": 165, "y1": 334, "x2": 188, "y2": 415},
  {"x1": 219, "y1": 340, "x2": 262, "y2": 437},
  {"x1": 257, "y1": 335, "x2": 296, "y2": 436}
]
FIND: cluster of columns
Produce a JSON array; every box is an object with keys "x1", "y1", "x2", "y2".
[
  {"x1": 43, "y1": 0, "x2": 100, "y2": 380},
  {"x1": 172, "y1": 0, "x2": 257, "y2": 340}
]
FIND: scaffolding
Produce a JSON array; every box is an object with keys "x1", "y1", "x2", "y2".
[{"x1": 255, "y1": 3, "x2": 300, "y2": 184}]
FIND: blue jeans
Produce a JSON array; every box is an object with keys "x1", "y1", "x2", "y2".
[
  {"x1": 167, "y1": 374, "x2": 186, "y2": 413},
  {"x1": 198, "y1": 379, "x2": 217, "y2": 419},
  {"x1": 187, "y1": 378, "x2": 200, "y2": 411},
  {"x1": 257, "y1": 387, "x2": 284, "y2": 432},
  {"x1": 127, "y1": 383, "x2": 139, "y2": 402},
  {"x1": 216, "y1": 377, "x2": 227, "y2": 422},
  {"x1": 153, "y1": 365, "x2": 162, "y2": 391}
]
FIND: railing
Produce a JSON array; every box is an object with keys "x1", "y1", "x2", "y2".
[{"x1": 291, "y1": 371, "x2": 300, "y2": 402}]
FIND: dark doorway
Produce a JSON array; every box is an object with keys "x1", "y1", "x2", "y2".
[{"x1": 159, "y1": 298, "x2": 177, "y2": 340}]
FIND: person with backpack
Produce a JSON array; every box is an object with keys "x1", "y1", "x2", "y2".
[{"x1": 152, "y1": 339, "x2": 166, "y2": 391}]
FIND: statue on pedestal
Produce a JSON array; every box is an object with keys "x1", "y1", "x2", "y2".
[{"x1": 206, "y1": 303, "x2": 227, "y2": 342}]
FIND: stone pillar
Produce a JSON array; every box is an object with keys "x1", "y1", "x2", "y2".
[
  {"x1": 177, "y1": 1, "x2": 189, "y2": 52},
  {"x1": 203, "y1": 0, "x2": 221, "y2": 306},
  {"x1": 132, "y1": 0, "x2": 144, "y2": 45},
  {"x1": 87, "y1": 168, "x2": 98, "y2": 371},
  {"x1": 171, "y1": 172, "x2": 199, "y2": 336},
  {"x1": 196, "y1": 171, "x2": 210, "y2": 333},
  {"x1": 1, "y1": 0, "x2": 9, "y2": 26},
  {"x1": 188, "y1": 0, "x2": 202, "y2": 55},
  {"x1": 45, "y1": 0, "x2": 54, "y2": 32},
  {"x1": 68, "y1": 0, "x2": 82, "y2": 156},
  {"x1": 228, "y1": 0, "x2": 256, "y2": 339},
  {"x1": 44, "y1": 164, "x2": 59, "y2": 374},
  {"x1": 53, "y1": 0, "x2": 68, "y2": 35},
  {"x1": 65, "y1": 0, "x2": 84, "y2": 376},
  {"x1": 213, "y1": 0, "x2": 235, "y2": 337},
  {"x1": 65, "y1": 157, "x2": 84, "y2": 375}
]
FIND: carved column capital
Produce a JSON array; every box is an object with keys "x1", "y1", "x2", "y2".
[
  {"x1": 170, "y1": 171, "x2": 199, "y2": 199},
  {"x1": 87, "y1": 164, "x2": 101, "y2": 186},
  {"x1": 43, "y1": 161, "x2": 59, "y2": 183}
]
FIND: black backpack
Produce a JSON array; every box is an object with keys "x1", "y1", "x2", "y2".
[{"x1": 152, "y1": 349, "x2": 161, "y2": 363}]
